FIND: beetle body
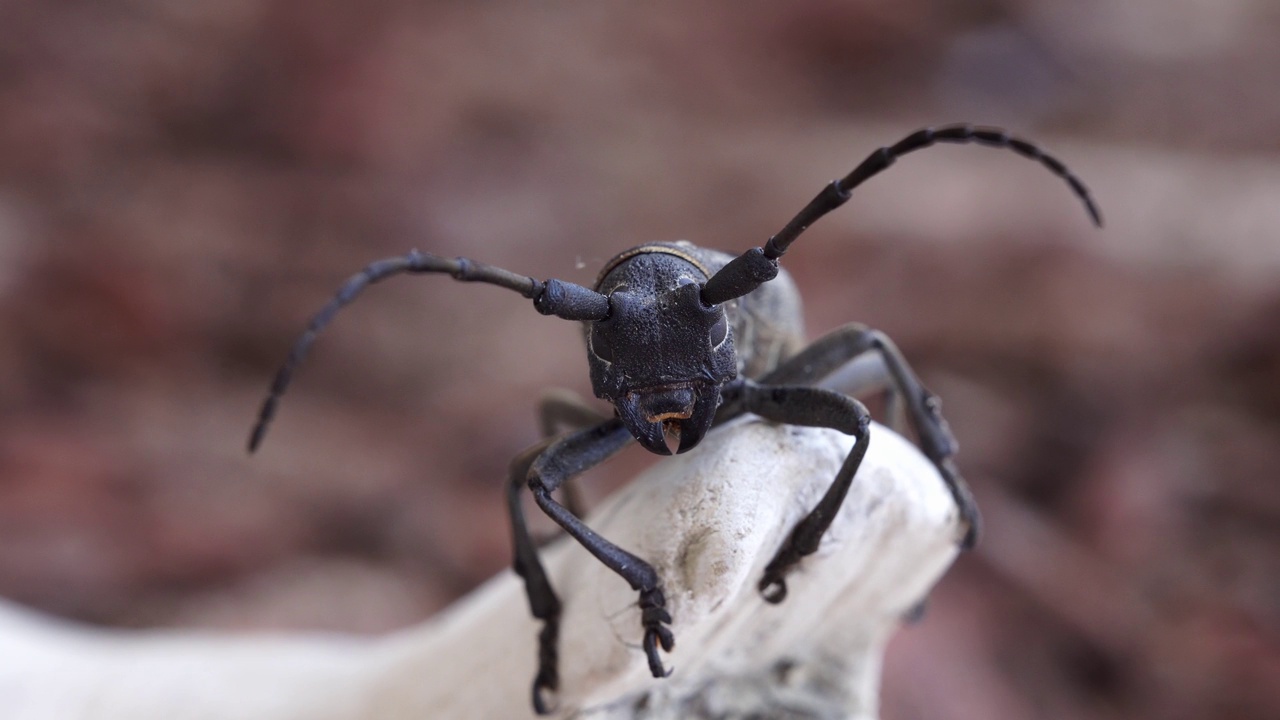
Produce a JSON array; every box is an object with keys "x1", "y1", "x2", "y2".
[{"x1": 248, "y1": 124, "x2": 1101, "y2": 713}]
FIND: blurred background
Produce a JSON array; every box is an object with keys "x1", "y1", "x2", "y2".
[{"x1": 1, "y1": 1, "x2": 1278, "y2": 718}]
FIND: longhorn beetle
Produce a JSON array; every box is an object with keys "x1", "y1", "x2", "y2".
[{"x1": 249, "y1": 124, "x2": 1101, "y2": 714}]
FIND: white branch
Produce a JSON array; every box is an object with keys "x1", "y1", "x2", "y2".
[{"x1": 0, "y1": 419, "x2": 962, "y2": 720}]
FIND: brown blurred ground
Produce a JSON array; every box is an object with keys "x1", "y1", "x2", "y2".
[{"x1": 1, "y1": 2, "x2": 1279, "y2": 719}]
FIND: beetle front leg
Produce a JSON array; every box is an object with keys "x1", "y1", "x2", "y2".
[
  {"x1": 732, "y1": 380, "x2": 872, "y2": 603},
  {"x1": 527, "y1": 421, "x2": 676, "y2": 681},
  {"x1": 536, "y1": 389, "x2": 610, "y2": 518},
  {"x1": 753, "y1": 323, "x2": 980, "y2": 548},
  {"x1": 509, "y1": 419, "x2": 634, "y2": 714}
]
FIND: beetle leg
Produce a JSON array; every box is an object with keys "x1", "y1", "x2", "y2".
[
  {"x1": 802, "y1": 351, "x2": 910, "y2": 435},
  {"x1": 505, "y1": 438, "x2": 567, "y2": 714},
  {"x1": 751, "y1": 323, "x2": 980, "y2": 549},
  {"x1": 537, "y1": 388, "x2": 610, "y2": 438},
  {"x1": 732, "y1": 381, "x2": 872, "y2": 603},
  {"x1": 536, "y1": 389, "x2": 610, "y2": 519},
  {"x1": 526, "y1": 420, "x2": 677, "y2": 682}
]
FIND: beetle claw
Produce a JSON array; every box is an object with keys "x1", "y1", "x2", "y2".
[
  {"x1": 531, "y1": 672, "x2": 558, "y2": 715},
  {"x1": 639, "y1": 588, "x2": 675, "y2": 677},
  {"x1": 758, "y1": 574, "x2": 788, "y2": 604}
]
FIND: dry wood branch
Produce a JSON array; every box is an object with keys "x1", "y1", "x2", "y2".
[{"x1": 0, "y1": 419, "x2": 962, "y2": 720}]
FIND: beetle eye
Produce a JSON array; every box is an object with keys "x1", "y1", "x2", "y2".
[
  {"x1": 709, "y1": 312, "x2": 728, "y2": 348},
  {"x1": 590, "y1": 324, "x2": 615, "y2": 363}
]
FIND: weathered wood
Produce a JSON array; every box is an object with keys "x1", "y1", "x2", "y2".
[{"x1": 0, "y1": 419, "x2": 961, "y2": 720}]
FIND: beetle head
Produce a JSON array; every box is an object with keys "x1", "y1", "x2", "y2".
[{"x1": 588, "y1": 250, "x2": 736, "y2": 455}]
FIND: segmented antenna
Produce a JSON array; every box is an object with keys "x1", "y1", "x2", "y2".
[
  {"x1": 702, "y1": 124, "x2": 1103, "y2": 307},
  {"x1": 763, "y1": 124, "x2": 1102, "y2": 261},
  {"x1": 248, "y1": 251, "x2": 543, "y2": 453}
]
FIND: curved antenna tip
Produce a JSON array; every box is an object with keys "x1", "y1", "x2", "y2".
[
  {"x1": 247, "y1": 427, "x2": 264, "y2": 455},
  {"x1": 247, "y1": 395, "x2": 279, "y2": 454},
  {"x1": 247, "y1": 422, "x2": 267, "y2": 455}
]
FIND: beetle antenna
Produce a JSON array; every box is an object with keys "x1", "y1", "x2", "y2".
[
  {"x1": 248, "y1": 250, "x2": 608, "y2": 453},
  {"x1": 702, "y1": 124, "x2": 1102, "y2": 306}
]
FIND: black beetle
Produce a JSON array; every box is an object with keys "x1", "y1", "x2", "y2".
[{"x1": 248, "y1": 124, "x2": 1101, "y2": 713}]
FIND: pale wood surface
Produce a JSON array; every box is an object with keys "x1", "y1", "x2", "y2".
[{"x1": 0, "y1": 420, "x2": 961, "y2": 720}]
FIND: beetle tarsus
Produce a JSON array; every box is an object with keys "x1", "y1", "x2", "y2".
[
  {"x1": 937, "y1": 459, "x2": 982, "y2": 548},
  {"x1": 639, "y1": 587, "x2": 675, "y2": 677},
  {"x1": 758, "y1": 574, "x2": 788, "y2": 604},
  {"x1": 531, "y1": 618, "x2": 560, "y2": 714}
]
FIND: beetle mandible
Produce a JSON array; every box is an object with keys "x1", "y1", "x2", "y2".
[{"x1": 248, "y1": 124, "x2": 1101, "y2": 714}]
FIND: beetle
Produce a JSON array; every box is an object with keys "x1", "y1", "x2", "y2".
[{"x1": 248, "y1": 124, "x2": 1101, "y2": 714}]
